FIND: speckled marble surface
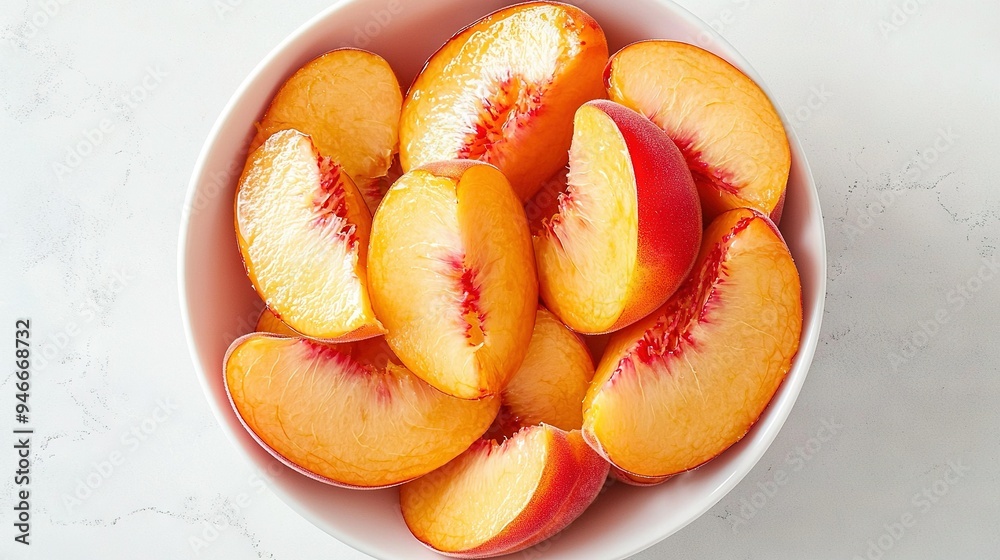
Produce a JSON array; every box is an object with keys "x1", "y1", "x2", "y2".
[{"x1": 1, "y1": 1, "x2": 998, "y2": 558}]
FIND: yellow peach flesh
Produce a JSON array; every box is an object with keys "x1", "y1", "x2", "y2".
[
  {"x1": 607, "y1": 41, "x2": 790, "y2": 220},
  {"x1": 236, "y1": 130, "x2": 383, "y2": 341},
  {"x1": 400, "y1": 3, "x2": 608, "y2": 201},
  {"x1": 400, "y1": 425, "x2": 608, "y2": 557},
  {"x1": 500, "y1": 308, "x2": 595, "y2": 432},
  {"x1": 533, "y1": 100, "x2": 702, "y2": 334},
  {"x1": 225, "y1": 334, "x2": 499, "y2": 488},
  {"x1": 534, "y1": 104, "x2": 637, "y2": 332},
  {"x1": 583, "y1": 209, "x2": 802, "y2": 478},
  {"x1": 368, "y1": 162, "x2": 537, "y2": 399},
  {"x1": 403, "y1": 430, "x2": 551, "y2": 554},
  {"x1": 250, "y1": 49, "x2": 402, "y2": 190}
]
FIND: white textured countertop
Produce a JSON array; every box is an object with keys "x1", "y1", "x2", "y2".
[{"x1": 1, "y1": 1, "x2": 998, "y2": 558}]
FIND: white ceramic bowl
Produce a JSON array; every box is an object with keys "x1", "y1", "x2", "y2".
[{"x1": 178, "y1": 1, "x2": 826, "y2": 558}]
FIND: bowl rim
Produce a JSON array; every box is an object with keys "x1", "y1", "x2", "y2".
[{"x1": 177, "y1": 1, "x2": 827, "y2": 558}]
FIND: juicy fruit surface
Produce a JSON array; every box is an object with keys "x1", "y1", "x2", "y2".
[
  {"x1": 400, "y1": 426, "x2": 609, "y2": 557},
  {"x1": 583, "y1": 208, "x2": 802, "y2": 478},
  {"x1": 402, "y1": 430, "x2": 550, "y2": 555},
  {"x1": 534, "y1": 100, "x2": 701, "y2": 334},
  {"x1": 607, "y1": 41, "x2": 790, "y2": 220},
  {"x1": 250, "y1": 49, "x2": 402, "y2": 192},
  {"x1": 236, "y1": 130, "x2": 382, "y2": 341},
  {"x1": 225, "y1": 334, "x2": 499, "y2": 488},
  {"x1": 400, "y1": 2, "x2": 608, "y2": 201},
  {"x1": 368, "y1": 162, "x2": 537, "y2": 399},
  {"x1": 497, "y1": 307, "x2": 595, "y2": 435},
  {"x1": 535, "y1": 103, "x2": 637, "y2": 331}
]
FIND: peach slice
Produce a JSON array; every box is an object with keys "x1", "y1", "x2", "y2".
[
  {"x1": 249, "y1": 48, "x2": 402, "y2": 193},
  {"x1": 368, "y1": 160, "x2": 537, "y2": 399},
  {"x1": 582, "y1": 208, "x2": 803, "y2": 480},
  {"x1": 399, "y1": 2, "x2": 608, "y2": 201},
  {"x1": 606, "y1": 41, "x2": 791, "y2": 222},
  {"x1": 235, "y1": 129, "x2": 383, "y2": 341},
  {"x1": 224, "y1": 334, "x2": 499, "y2": 488},
  {"x1": 400, "y1": 425, "x2": 609, "y2": 557},
  {"x1": 486, "y1": 307, "x2": 595, "y2": 440},
  {"x1": 534, "y1": 100, "x2": 702, "y2": 334}
]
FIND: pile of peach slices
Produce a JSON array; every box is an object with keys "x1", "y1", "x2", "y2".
[{"x1": 223, "y1": 2, "x2": 802, "y2": 557}]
